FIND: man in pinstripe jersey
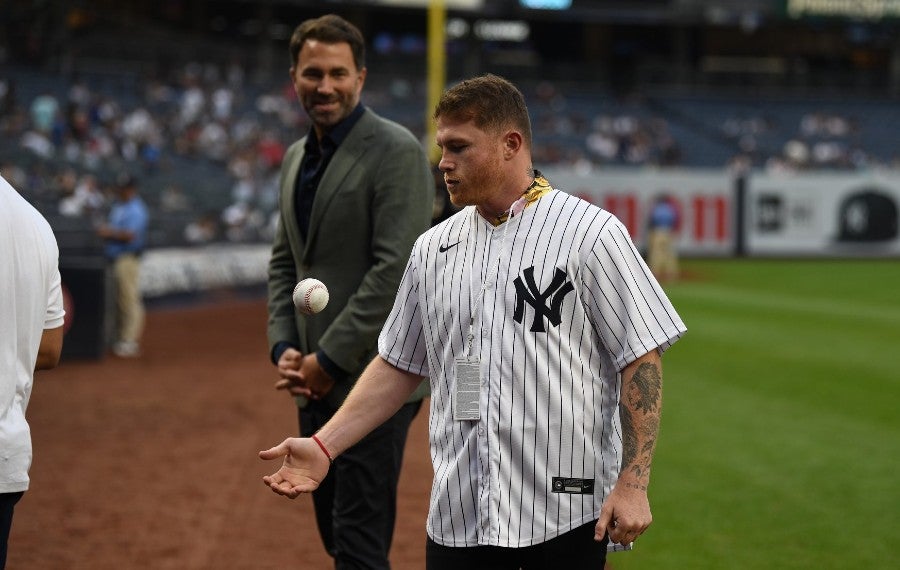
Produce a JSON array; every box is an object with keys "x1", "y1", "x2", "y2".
[{"x1": 261, "y1": 74, "x2": 687, "y2": 569}]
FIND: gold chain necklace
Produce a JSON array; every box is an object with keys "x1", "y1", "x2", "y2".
[{"x1": 492, "y1": 170, "x2": 551, "y2": 226}]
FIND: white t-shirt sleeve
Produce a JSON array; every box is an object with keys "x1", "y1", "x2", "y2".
[{"x1": 44, "y1": 264, "x2": 65, "y2": 330}]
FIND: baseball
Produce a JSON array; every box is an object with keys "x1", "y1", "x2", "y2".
[{"x1": 293, "y1": 278, "x2": 329, "y2": 315}]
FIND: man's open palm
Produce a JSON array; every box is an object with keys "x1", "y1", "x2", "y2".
[{"x1": 259, "y1": 438, "x2": 330, "y2": 498}]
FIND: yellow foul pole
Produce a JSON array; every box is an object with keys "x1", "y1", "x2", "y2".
[{"x1": 426, "y1": 0, "x2": 446, "y2": 165}]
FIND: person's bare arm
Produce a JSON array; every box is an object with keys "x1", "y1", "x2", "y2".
[
  {"x1": 596, "y1": 348, "x2": 663, "y2": 545},
  {"x1": 259, "y1": 356, "x2": 424, "y2": 498},
  {"x1": 35, "y1": 325, "x2": 64, "y2": 371}
]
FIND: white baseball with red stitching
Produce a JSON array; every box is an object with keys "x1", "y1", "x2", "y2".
[{"x1": 292, "y1": 278, "x2": 329, "y2": 315}]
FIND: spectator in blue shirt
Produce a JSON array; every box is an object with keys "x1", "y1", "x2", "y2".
[
  {"x1": 97, "y1": 173, "x2": 149, "y2": 357},
  {"x1": 646, "y1": 194, "x2": 679, "y2": 282}
]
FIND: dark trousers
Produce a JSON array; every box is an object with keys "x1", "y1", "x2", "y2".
[
  {"x1": 299, "y1": 399, "x2": 422, "y2": 570},
  {"x1": 426, "y1": 520, "x2": 608, "y2": 570},
  {"x1": 0, "y1": 492, "x2": 24, "y2": 570}
]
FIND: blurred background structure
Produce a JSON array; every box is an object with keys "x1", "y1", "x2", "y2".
[{"x1": 2, "y1": 0, "x2": 899, "y2": 353}]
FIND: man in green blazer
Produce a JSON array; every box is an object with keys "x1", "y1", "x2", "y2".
[{"x1": 266, "y1": 14, "x2": 432, "y2": 569}]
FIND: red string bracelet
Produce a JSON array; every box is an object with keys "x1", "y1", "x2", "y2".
[{"x1": 311, "y1": 434, "x2": 334, "y2": 464}]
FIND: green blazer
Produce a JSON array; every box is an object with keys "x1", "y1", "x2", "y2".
[{"x1": 267, "y1": 107, "x2": 433, "y2": 408}]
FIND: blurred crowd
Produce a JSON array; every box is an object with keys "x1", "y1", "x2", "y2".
[
  {"x1": 1, "y1": 63, "x2": 897, "y2": 252},
  {"x1": 1, "y1": 60, "x2": 301, "y2": 247},
  {"x1": 528, "y1": 80, "x2": 682, "y2": 173},
  {"x1": 723, "y1": 109, "x2": 900, "y2": 174}
]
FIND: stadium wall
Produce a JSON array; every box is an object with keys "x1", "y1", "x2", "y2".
[{"x1": 543, "y1": 166, "x2": 900, "y2": 258}]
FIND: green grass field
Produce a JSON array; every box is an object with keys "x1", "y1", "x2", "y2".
[{"x1": 612, "y1": 258, "x2": 900, "y2": 570}]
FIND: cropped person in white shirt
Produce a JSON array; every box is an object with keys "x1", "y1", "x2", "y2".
[{"x1": 0, "y1": 174, "x2": 65, "y2": 569}]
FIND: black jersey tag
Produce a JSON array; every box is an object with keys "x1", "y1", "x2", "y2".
[{"x1": 551, "y1": 477, "x2": 595, "y2": 494}]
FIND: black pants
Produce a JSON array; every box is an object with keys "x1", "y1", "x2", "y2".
[
  {"x1": 299, "y1": 399, "x2": 422, "y2": 570},
  {"x1": 0, "y1": 492, "x2": 24, "y2": 570},
  {"x1": 426, "y1": 520, "x2": 608, "y2": 570}
]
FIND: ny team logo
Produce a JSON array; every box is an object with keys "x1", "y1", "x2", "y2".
[{"x1": 513, "y1": 267, "x2": 574, "y2": 332}]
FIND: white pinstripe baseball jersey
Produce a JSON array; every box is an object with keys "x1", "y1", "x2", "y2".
[{"x1": 378, "y1": 188, "x2": 686, "y2": 549}]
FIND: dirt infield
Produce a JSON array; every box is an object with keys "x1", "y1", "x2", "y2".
[{"x1": 9, "y1": 297, "x2": 431, "y2": 569}]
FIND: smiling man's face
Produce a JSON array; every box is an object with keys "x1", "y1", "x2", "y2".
[{"x1": 290, "y1": 39, "x2": 366, "y2": 138}]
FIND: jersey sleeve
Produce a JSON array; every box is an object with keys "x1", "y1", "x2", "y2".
[
  {"x1": 378, "y1": 242, "x2": 430, "y2": 377},
  {"x1": 581, "y1": 215, "x2": 686, "y2": 371}
]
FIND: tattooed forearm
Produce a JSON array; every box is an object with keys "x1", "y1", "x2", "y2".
[
  {"x1": 628, "y1": 362, "x2": 662, "y2": 413},
  {"x1": 619, "y1": 359, "x2": 663, "y2": 487},
  {"x1": 620, "y1": 405, "x2": 637, "y2": 470}
]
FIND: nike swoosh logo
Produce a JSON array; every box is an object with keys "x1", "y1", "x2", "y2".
[{"x1": 439, "y1": 241, "x2": 461, "y2": 253}]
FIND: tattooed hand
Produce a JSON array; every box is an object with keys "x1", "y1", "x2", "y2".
[{"x1": 596, "y1": 349, "x2": 663, "y2": 545}]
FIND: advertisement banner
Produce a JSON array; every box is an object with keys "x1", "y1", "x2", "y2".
[
  {"x1": 542, "y1": 167, "x2": 734, "y2": 256},
  {"x1": 745, "y1": 172, "x2": 900, "y2": 256},
  {"x1": 139, "y1": 243, "x2": 271, "y2": 298}
]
